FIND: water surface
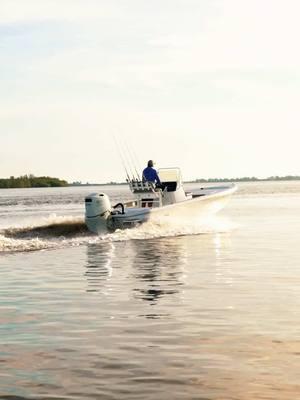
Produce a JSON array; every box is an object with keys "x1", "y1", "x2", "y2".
[{"x1": 0, "y1": 182, "x2": 299, "y2": 399}]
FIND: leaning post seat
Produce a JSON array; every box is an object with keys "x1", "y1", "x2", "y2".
[
  {"x1": 161, "y1": 181, "x2": 177, "y2": 192},
  {"x1": 128, "y1": 180, "x2": 162, "y2": 208},
  {"x1": 129, "y1": 179, "x2": 155, "y2": 193}
]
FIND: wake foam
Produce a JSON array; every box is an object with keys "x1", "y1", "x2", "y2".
[
  {"x1": 0, "y1": 215, "x2": 237, "y2": 254},
  {"x1": 4, "y1": 220, "x2": 88, "y2": 239},
  {"x1": 107, "y1": 215, "x2": 236, "y2": 241},
  {"x1": 0, "y1": 215, "x2": 92, "y2": 253}
]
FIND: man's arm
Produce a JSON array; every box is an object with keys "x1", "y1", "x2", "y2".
[
  {"x1": 142, "y1": 168, "x2": 147, "y2": 181},
  {"x1": 154, "y1": 170, "x2": 161, "y2": 184}
]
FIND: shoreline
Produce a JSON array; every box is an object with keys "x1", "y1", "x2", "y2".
[{"x1": 0, "y1": 178, "x2": 300, "y2": 189}]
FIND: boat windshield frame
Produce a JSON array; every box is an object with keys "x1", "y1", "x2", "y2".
[{"x1": 158, "y1": 168, "x2": 182, "y2": 185}]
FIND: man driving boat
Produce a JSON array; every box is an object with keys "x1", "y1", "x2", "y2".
[{"x1": 142, "y1": 160, "x2": 161, "y2": 186}]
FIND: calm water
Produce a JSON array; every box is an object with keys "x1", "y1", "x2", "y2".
[{"x1": 0, "y1": 182, "x2": 299, "y2": 399}]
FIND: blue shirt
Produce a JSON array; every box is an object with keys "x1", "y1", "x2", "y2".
[{"x1": 142, "y1": 167, "x2": 161, "y2": 184}]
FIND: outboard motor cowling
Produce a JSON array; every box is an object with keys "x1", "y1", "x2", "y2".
[{"x1": 85, "y1": 193, "x2": 112, "y2": 233}]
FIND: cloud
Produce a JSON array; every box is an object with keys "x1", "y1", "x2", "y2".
[
  {"x1": 0, "y1": 0, "x2": 118, "y2": 24},
  {"x1": 1, "y1": 0, "x2": 300, "y2": 180}
]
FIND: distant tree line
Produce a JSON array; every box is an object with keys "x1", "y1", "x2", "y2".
[
  {"x1": 265, "y1": 176, "x2": 300, "y2": 181},
  {"x1": 2, "y1": 175, "x2": 298, "y2": 188},
  {"x1": 71, "y1": 176, "x2": 300, "y2": 185},
  {"x1": 69, "y1": 181, "x2": 126, "y2": 186},
  {"x1": 191, "y1": 175, "x2": 300, "y2": 183},
  {"x1": 0, "y1": 175, "x2": 68, "y2": 188}
]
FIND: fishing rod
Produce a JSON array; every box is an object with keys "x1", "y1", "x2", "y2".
[
  {"x1": 113, "y1": 134, "x2": 131, "y2": 182},
  {"x1": 130, "y1": 143, "x2": 143, "y2": 174},
  {"x1": 114, "y1": 131, "x2": 139, "y2": 181},
  {"x1": 124, "y1": 141, "x2": 141, "y2": 181},
  {"x1": 119, "y1": 137, "x2": 136, "y2": 180}
]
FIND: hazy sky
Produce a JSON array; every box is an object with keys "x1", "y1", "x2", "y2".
[{"x1": 1, "y1": 0, "x2": 299, "y2": 183}]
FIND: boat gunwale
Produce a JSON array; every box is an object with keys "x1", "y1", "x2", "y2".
[{"x1": 129, "y1": 184, "x2": 237, "y2": 214}]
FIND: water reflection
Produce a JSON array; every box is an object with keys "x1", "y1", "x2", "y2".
[
  {"x1": 130, "y1": 238, "x2": 187, "y2": 305},
  {"x1": 85, "y1": 242, "x2": 114, "y2": 292},
  {"x1": 213, "y1": 233, "x2": 234, "y2": 286}
]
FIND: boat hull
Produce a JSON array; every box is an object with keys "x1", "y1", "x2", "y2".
[{"x1": 85, "y1": 185, "x2": 236, "y2": 234}]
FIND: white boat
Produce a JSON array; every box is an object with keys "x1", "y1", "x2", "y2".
[{"x1": 85, "y1": 167, "x2": 236, "y2": 233}]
